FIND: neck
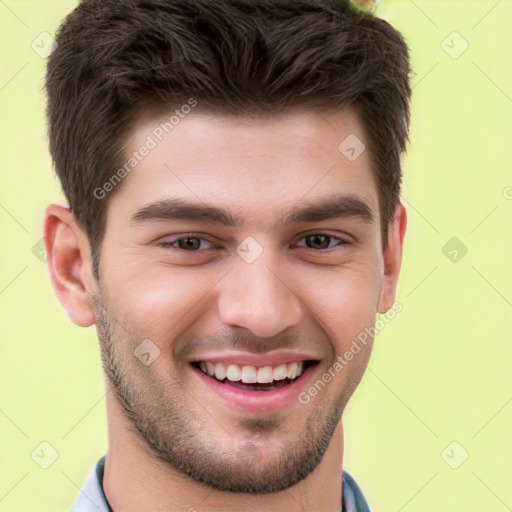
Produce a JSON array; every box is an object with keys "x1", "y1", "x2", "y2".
[{"x1": 103, "y1": 394, "x2": 344, "y2": 512}]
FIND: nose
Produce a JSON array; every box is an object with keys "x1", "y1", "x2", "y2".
[{"x1": 218, "y1": 254, "x2": 303, "y2": 339}]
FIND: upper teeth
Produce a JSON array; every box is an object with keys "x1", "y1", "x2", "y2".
[{"x1": 198, "y1": 361, "x2": 306, "y2": 384}]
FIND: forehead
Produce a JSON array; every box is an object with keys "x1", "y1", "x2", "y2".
[{"x1": 108, "y1": 105, "x2": 378, "y2": 223}]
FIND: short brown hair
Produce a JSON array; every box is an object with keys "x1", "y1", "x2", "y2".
[{"x1": 45, "y1": 0, "x2": 411, "y2": 274}]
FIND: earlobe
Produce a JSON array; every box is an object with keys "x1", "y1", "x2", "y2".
[
  {"x1": 377, "y1": 202, "x2": 407, "y2": 314},
  {"x1": 43, "y1": 204, "x2": 96, "y2": 327}
]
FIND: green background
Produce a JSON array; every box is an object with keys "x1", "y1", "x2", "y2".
[{"x1": 1, "y1": 0, "x2": 511, "y2": 510}]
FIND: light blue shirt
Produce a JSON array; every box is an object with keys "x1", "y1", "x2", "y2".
[{"x1": 70, "y1": 454, "x2": 372, "y2": 512}]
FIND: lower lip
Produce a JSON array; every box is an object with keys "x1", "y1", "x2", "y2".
[{"x1": 191, "y1": 363, "x2": 318, "y2": 414}]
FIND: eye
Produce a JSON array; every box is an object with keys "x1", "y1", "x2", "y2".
[
  {"x1": 295, "y1": 233, "x2": 350, "y2": 251},
  {"x1": 157, "y1": 233, "x2": 350, "y2": 253},
  {"x1": 158, "y1": 235, "x2": 216, "y2": 251}
]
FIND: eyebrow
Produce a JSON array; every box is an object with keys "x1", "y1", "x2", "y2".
[{"x1": 130, "y1": 193, "x2": 375, "y2": 228}]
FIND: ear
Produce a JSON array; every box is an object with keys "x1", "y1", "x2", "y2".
[
  {"x1": 377, "y1": 201, "x2": 407, "y2": 313},
  {"x1": 43, "y1": 204, "x2": 96, "y2": 326}
]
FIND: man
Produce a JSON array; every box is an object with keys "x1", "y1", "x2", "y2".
[{"x1": 43, "y1": 0, "x2": 411, "y2": 510}]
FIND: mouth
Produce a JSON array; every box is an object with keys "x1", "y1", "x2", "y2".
[
  {"x1": 192, "y1": 360, "x2": 317, "y2": 392},
  {"x1": 189, "y1": 356, "x2": 321, "y2": 413}
]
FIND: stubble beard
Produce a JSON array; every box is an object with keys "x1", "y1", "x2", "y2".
[{"x1": 92, "y1": 287, "x2": 361, "y2": 494}]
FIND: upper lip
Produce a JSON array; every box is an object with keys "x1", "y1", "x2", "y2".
[{"x1": 189, "y1": 350, "x2": 321, "y2": 367}]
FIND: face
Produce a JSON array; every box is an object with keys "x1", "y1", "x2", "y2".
[{"x1": 91, "y1": 106, "x2": 400, "y2": 493}]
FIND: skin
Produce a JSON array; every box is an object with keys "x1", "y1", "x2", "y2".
[{"x1": 44, "y1": 105, "x2": 406, "y2": 512}]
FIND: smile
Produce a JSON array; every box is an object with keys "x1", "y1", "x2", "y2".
[
  {"x1": 194, "y1": 360, "x2": 314, "y2": 392},
  {"x1": 189, "y1": 352, "x2": 321, "y2": 413}
]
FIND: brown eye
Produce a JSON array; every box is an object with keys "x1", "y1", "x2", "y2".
[
  {"x1": 159, "y1": 236, "x2": 215, "y2": 251},
  {"x1": 296, "y1": 234, "x2": 349, "y2": 251},
  {"x1": 306, "y1": 234, "x2": 331, "y2": 250}
]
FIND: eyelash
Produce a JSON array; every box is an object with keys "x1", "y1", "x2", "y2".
[{"x1": 158, "y1": 233, "x2": 351, "y2": 252}]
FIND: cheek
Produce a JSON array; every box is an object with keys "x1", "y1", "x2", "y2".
[
  {"x1": 102, "y1": 261, "x2": 223, "y2": 338},
  {"x1": 102, "y1": 247, "x2": 382, "y2": 348},
  {"x1": 299, "y1": 265, "x2": 381, "y2": 349}
]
